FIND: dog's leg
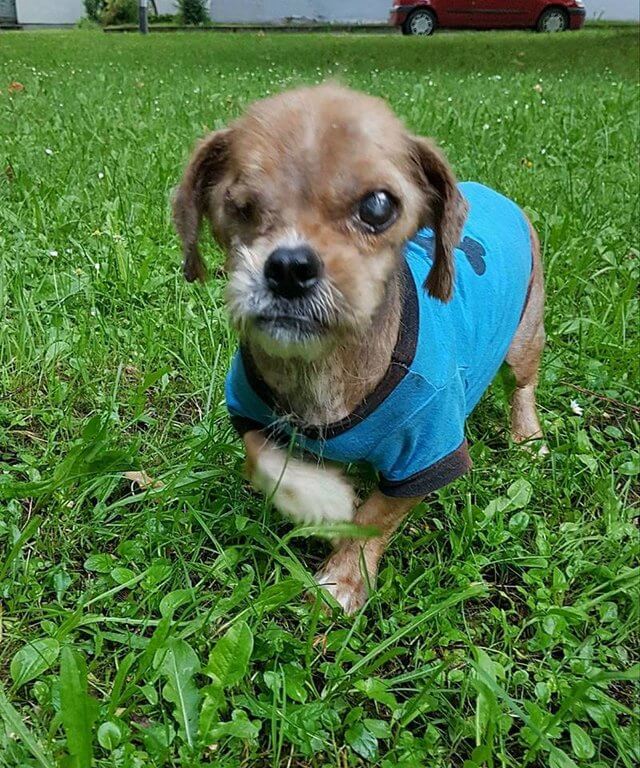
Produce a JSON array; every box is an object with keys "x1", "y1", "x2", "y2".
[
  {"x1": 315, "y1": 491, "x2": 420, "y2": 614},
  {"x1": 506, "y1": 220, "x2": 547, "y2": 452},
  {"x1": 243, "y1": 430, "x2": 356, "y2": 526}
]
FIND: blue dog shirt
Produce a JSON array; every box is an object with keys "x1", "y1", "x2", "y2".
[{"x1": 225, "y1": 182, "x2": 533, "y2": 497}]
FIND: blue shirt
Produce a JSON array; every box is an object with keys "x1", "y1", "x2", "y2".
[{"x1": 225, "y1": 182, "x2": 533, "y2": 497}]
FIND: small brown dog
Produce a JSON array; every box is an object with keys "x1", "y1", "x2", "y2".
[{"x1": 173, "y1": 84, "x2": 545, "y2": 614}]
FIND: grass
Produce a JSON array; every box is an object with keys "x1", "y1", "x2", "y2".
[{"x1": 0, "y1": 26, "x2": 638, "y2": 768}]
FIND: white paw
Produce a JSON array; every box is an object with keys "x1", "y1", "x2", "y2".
[{"x1": 251, "y1": 448, "x2": 355, "y2": 526}]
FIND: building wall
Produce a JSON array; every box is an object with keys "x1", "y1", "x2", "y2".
[
  {"x1": 16, "y1": 0, "x2": 178, "y2": 25},
  {"x1": 17, "y1": 0, "x2": 84, "y2": 25},
  {"x1": 584, "y1": 0, "x2": 639, "y2": 21},
  {"x1": 209, "y1": 0, "x2": 389, "y2": 24},
  {"x1": 155, "y1": 0, "x2": 176, "y2": 13}
]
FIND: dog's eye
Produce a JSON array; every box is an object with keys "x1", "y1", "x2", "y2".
[
  {"x1": 226, "y1": 192, "x2": 257, "y2": 225},
  {"x1": 357, "y1": 191, "x2": 397, "y2": 233},
  {"x1": 235, "y1": 201, "x2": 255, "y2": 224}
]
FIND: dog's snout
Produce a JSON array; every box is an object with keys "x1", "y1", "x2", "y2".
[{"x1": 264, "y1": 246, "x2": 322, "y2": 299}]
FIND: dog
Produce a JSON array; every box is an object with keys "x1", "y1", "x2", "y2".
[{"x1": 172, "y1": 84, "x2": 545, "y2": 614}]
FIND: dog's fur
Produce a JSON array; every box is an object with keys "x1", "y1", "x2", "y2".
[{"x1": 173, "y1": 84, "x2": 545, "y2": 613}]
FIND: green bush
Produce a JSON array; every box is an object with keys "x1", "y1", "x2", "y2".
[
  {"x1": 83, "y1": 0, "x2": 106, "y2": 23},
  {"x1": 150, "y1": 13, "x2": 176, "y2": 24},
  {"x1": 101, "y1": 0, "x2": 138, "y2": 26},
  {"x1": 177, "y1": 0, "x2": 208, "y2": 26},
  {"x1": 76, "y1": 16, "x2": 101, "y2": 29},
  {"x1": 85, "y1": 0, "x2": 172, "y2": 26}
]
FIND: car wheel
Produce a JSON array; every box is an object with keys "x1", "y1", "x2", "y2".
[
  {"x1": 537, "y1": 7, "x2": 569, "y2": 32},
  {"x1": 402, "y1": 9, "x2": 436, "y2": 36}
]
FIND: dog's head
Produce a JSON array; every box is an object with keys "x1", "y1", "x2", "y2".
[{"x1": 173, "y1": 84, "x2": 467, "y2": 357}]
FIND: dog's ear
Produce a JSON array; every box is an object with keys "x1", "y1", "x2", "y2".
[
  {"x1": 172, "y1": 128, "x2": 232, "y2": 283},
  {"x1": 409, "y1": 137, "x2": 468, "y2": 302}
]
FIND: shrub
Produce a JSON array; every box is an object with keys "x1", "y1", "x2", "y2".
[
  {"x1": 177, "y1": 0, "x2": 208, "y2": 26},
  {"x1": 150, "y1": 14, "x2": 176, "y2": 24},
  {"x1": 83, "y1": 0, "x2": 106, "y2": 23},
  {"x1": 101, "y1": 0, "x2": 138, "y2": 26},
  {"x1": 87, "y1": 0, "x2": 172, "y2": 27},
  {"x1": 76, "y1": 16, "x2": 101, "y2": 29}
]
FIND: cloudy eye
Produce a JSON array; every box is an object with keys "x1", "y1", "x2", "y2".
[
  {"x1": 357, "y1": 190, "x2": 397, "y2": 233},
  {"x1": 231, "y1": 198, "x2": 256, "y2": 225},
  {"x1": 225, "y1": 191, "x2": 258, "y2": 225},
  {"x1": 236, "y1": 201, "x2": 255, "y2": 224}
]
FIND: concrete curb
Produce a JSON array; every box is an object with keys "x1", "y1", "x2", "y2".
[{"x1": 103, "y1": 23, "x2": 397, "y2": 34}]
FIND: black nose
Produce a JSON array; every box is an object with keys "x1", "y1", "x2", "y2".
[{"x1": 264, "y1": 246, "x2": 322, "y2": 299}]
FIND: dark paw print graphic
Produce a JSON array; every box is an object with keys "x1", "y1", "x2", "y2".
[{"x1": 458, "y1": 236, "x2": 486, "y2": 276}]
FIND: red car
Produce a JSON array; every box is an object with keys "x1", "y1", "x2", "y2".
[{"x1": 390, "y1": 1, "x2": 586, "y2": 35}]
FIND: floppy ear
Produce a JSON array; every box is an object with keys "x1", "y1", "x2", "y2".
[
  {"x1": 172, "y1": 128, "x2": 231, "y2": 282},
  {"x1": 409, "y1": 137, "x2": 468, "y2": 302}
]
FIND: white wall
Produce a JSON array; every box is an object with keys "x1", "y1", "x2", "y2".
[
  {"x1": 16, "y1": 0, "x2": 179, "y2": 25},
  {"x1": 17, "y1": 0, "x2": 84, "y2": 25},
  {"x1": 155, "y1": 0, "x2": 176, "y2": 13},
  {"x1": 584, "y1": 0, "x2": 639, "y2": 21},
  {"x1": 209, "y1": 0, "x2": 389, "y2": 24}
]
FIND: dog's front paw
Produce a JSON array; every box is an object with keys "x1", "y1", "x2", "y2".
[
  {"x1": 251, "y1": 449, "x2": 355, "y2": 525},
  {"x1": 276, "y1": 466, "x2": 355, "y2": 526},
  {"x1": 315, "y1": 553, "x2": 369, "y2": 615},
  {"x1": 514, "y1": 436, "x2": 550, "y2": 457}
]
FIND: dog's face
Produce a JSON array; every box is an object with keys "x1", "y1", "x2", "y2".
[{"x1": 173, "y1": 85, "x2": 466, "y2": 357}]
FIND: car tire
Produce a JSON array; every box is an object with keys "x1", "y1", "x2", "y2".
[
  {"x1": 536, "y1": 7, "x2": 569, "y2": 32},
  {"x1": 402, "y1": 9, "x2": 437, "y2": 36}
]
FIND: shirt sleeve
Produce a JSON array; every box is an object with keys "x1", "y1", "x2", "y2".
[{"x1": 372, "y1": 372, "x2": 472, "y2": 498}]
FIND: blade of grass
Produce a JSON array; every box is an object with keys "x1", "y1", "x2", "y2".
[{"x1": 0, "y1": 685, "x2": 53, "y2": 768}]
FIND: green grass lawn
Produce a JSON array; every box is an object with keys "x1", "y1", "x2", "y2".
[{"x1": 0, "y1": 27, "x2": 638, "y2": 768}]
